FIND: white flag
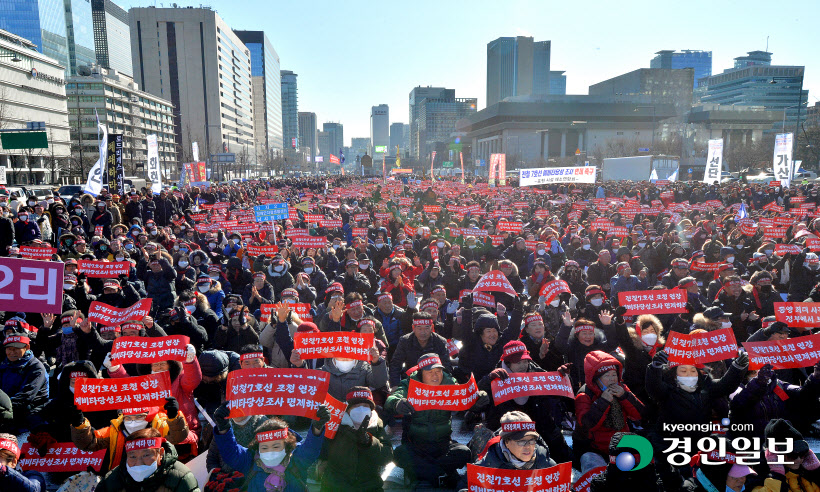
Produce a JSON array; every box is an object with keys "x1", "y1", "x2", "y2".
[
  {"x1": 649, "y1": 168, "x2": 658, "y2": 181},
  {"x1": 668, "y1": 168, "x2": 678, "y2": 182},
  {"x1": 83, "y1": 121, "x2": 107, "y2": 196},
  {"x1": 192, "y1": 142, "x2": 199, "y2": 162},
  {"x1": 773, "y1": 133, "x2": 793, "y2": 188},
  {"x1": 146, "y1": 134, "x2": 161, "y2": 194},
  {"x1": 703, "y1": 138, "x2": 723, "y2": 185}
]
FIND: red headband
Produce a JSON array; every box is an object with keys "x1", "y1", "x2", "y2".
[
  {"x1": 100, "y1": 326, "x2": 121, "y2": 333},
  {"x1": 0, "y1": 439, "x2": 20, "y2": 459},
  {"x1": 357, "y1": 319, "x2": 375, "y2": 329},
  {"x1": 421, "y1": 300, "x2": 439, "y2": 312},
  {"x1": 345, "y1": 300, "x2": 363, "y2": 310},
  {"x1": 413, "y1": 318, "x2": 434, "y2": 327},
  {"x1": 346, "y1": 389, "x2": 373, "y2": 401},
  {"x1": 525, "y1": 314, "x2": 543, "y2": 326},
  {"x1": 256, "y1": 428, "x2": 289, "y2": 442},
  {"x1": 575, "y1": 325, "x2": 595, "y2": 334},
  {"x1": 418, "y1": 355, "x2": 443, "y2": 369},
  {"x1": 431, "y1": 286, "x2": 446, "y2": 295},
  {"x1": 585, "y1": 289, "x2": 605, "y2": 299},
  {"x1": 122, "y1": 322, "x2": 142, "y2": 331},
  {"x1": 70, "y1": 371, "x2": 87, "y2": 379},
  {"x1": 679, "y1": 280, "x2": 697, "y2": 290},
  {"x1": 501, "y1": 422, "x2": 536, "y2": 433},
  {"x1": 503, "y1": 343, "x2": 528, "y2": 360},
  {"x1": 377, "y1": 292, "x2": 392, "y2": 302},
  {"x1": 124, "y1": 438, "x2": 164, "y2": 452},
  {"x1": 3, "y1": 335, "x2": 30, "y2": 346},
  {"x1": 240, "y1": 352, "x2": 264, "y2": 362}
]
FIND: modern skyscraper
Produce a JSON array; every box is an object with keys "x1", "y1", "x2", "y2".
[
  {"x1": 549, "y1": 71, "x2": 566, "y2": 95},
  {"x1": 390, "y1": 122, "x2": 408, "y2": 156},
  {"x1": 350, "y1": 137, "x2": 370, "y2": 166},
  {"x1": 129, "y1": 7, "x2": 255, "y2": 168},
  {"x1": 413, "y1": 91, "x2": 477, "y2": 160},
  {"x1": 486, "y1": 36, "x2": 551, "y2": 107},
  {"x1": 64, "y1": 0, "x2": 96, "y2": 75},
  {"x1": 370, "y1": 104, "x2": 389, "y2": 157},
  {"x1": 650, "y1": 50, "x2": 712, "y2": 89},
  {"x1": 298, "y1": 112, "x2": 318, "y2": 165},
  {"x1": 91, "y1": 0, "x2": 131, "y2": 76},
  {"x1": 409, "y1": 86, "x2": 451, "y2": 158},
  {"x1": 234, "y1": 30, "x2": 282, "y2": 167},
  {"x1": 317, "y1": 131, "x2": 330, "y2": 165},
  {"x1": 280, "y1": 70, "x2": 298, "y2": 157},
  {"x1": 321, "y1": 122, "x2": 343, "y2": 160}
]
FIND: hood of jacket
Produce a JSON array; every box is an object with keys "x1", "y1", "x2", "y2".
[
  {"x1": 628, "y1": 314, "x2": 665, "y2": 350},
  {"x1": 583, "y1": 350, "x2": 623, "y2": 394},
  {"x1": 58, "y1": 360, "x2": 98, "y2": 399},
  {"x1": 692, "y1": 313, "x2": 722, "y2": 331},
  {"x1": 189, "y1": 249, "x2": 209, "y2": 265},
  {"x1": 267, "y1": 260, "x2": 290, "y2": 278}
]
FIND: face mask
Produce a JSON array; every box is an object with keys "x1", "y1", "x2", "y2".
[
  {"x1": 760, "y1": 285, "x2": 773, "y2": 294},
  {"x1": 375, "y1": 242, "x2": 383, "y2": 249},
  {"x1": 721, "y1": 321, "x2": 732, "y2": 329},
  {"x1": 208, "y1": 242, "x2": 217, "y2": 249},
  {"x1": 726, "y1": 257, "x2": 735, "y2": 264},
  {"x1": 537, "y1": 249, "x2": 546, "y2": 255},
  {"x1": 62, "y1": 326, "x2": 74, "y2": 335},
  {"x1": 64, "y1": 283, "x2": 75, "y2": 290},
  {"x1": 232, "y1": 415, "x2": 252, "y2": 426},
  {"x1": 178, "y1": 261, "x2": 188, "y2": 268},
  {"x1": 468, "y1": 244, "x2": 476, "y2": 249},
  {"x1": 735, "y1": 244, "x2": 743, "y2": 249},
  {"x1": 123, "y1": 420, "x2": 148, "y2": 434},
  {"x1": 304, "y1": 267, "x2": 313, "y2": 274},
  {"x1": 349, "y1": 406, "x2": 372, "y2": 426},
  {"x1": 125, "y1": 244, "x2": 134, "y2": 250},
  {"x1": 677, "y1": 376, "x2": 698, "y2": 388},
  {"x1": 259, "y1": 449, "x2": 287, "y2": 467},
  {"x1": 550, "y1": 299, "x2": 560, "y2": 307},
  {"x1": 697, "y1": 281, "x2": 703, "y2": 287},
  {"x1": 198, "y1": 284, "x2": 211, "y2": 293},
  {"x1": 18, "y1": 215, "x2": 28, "y2": 221},
  {"x1": 332, "y1": 244, "x2": 340, "y2": 250},
  {"x1": 335, "y1": 359, "x2": 356, "y2": 373},
  {"x1": 185, "y1": 305, "x2": 196, "y2": 314},
  {"x1": 764, "y1": 250, "x2": 773, "y2": 256},
  {"x1": 638, "y1": 242, "x2": 646, "y2": 248},
  {"x1": 127, "y1": 461, "x2": 158, "y2": 482},
  {"x1": 642, "y1": 333, "x2": 658, "y2": 346},
  {"x1": 590, "y1": 298, "x2": 603, "y2": 307},
  {"x1": 360, "y1": 263, "x2": 370, "y2": 270},
  {"x1": 582, "y1": 244, "x2": 591, "y2": 250},
  {"x1": 437, "y1": 241, "x2": 444, "y2": 249},
  {"x1": 47, "y1": 198, "x2": 54, "y2": 204},
  {"x1": 273, "y1": 265, "x2": 284, "y2": 272}
]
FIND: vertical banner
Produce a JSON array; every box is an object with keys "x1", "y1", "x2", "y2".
[
  {"x1": 459, "y1": 151, "x2": 465, "y2": 184},
  {"x1": 192, "y1": 141, "x2": 199, "y2": 163},
  {"x1": 703, "y1": 138, "x2": 723, "y2": 184},
  {"x1": 114, "y1": 134, "x2": 124, "y2": 195},
  {"x1": 773, "y1": 133, "x2": 794, "y2": 188},
  {"x1": 146, "y1": 134, "x2": 161, "y2": 194},
  {"x1": 83, "y1": 122, "x2": 107, "y2": 196},
  {"x1": 430, "y1": 151, "x2": 437, "y2": 183},
  {"x1": 497, "y1": 153, "x2": 507, "y2": 185},
  {"x1": 488, "y1": 153, "x2": 498, "y2": 187},
  {"x1": 104, "y1": 133, "x2": 117, "y2": 190}
]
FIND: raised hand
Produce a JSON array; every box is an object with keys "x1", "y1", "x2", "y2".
[{"x1": 599, "y1": 310, "x2": 613, "y2": 326}]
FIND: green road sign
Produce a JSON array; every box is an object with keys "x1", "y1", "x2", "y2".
[{"x1": 0, "y1": 131, "x2": 48, "y2": 149}]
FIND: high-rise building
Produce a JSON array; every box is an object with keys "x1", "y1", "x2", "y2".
[
  {"x1": 409, "y1": 86, "x2": 452, "y2": 158},
  {"x1": 91, "y1": 0, "x2": 131, "y2": 76},
  {"x1": 130, "y1": 7, "x2": 255, "y2": 170},
  {"x1": 698, "y1": 51, "x2": 807, "y2": 131},
  {"x1": 414, "y1": 91, "x2": 477, "y2": 160},
  {"x1": 390, "y1": 122, "x2": 408, "y2": 156},
  {"x1": 64, "y1": 0, "x2": 96, "y2": 75},
  {"x1": 650, "y1": 50, "x2": 712, "y2": 89},
  {"x1": 317, "y1": 131, "x2": 330, "y2": 166},
  {"x1": 298, "y1": 112, "x2": 317, "y2": 165},
  {"x1": 549, "y1": 71, "x2": 566, "y2": 95},
  {"x1": 589, "y1": 68, "x2": 694, "y2": 115},
  {"x1": 370, "y1": 104, "x2": 389, "y2": 157},
  {"x1": 350, "y1": 137, "x2": 370, "y2": 166},
  {"x1": 322, "y1": 122, "x2": 343, "y2": 160},
  {"x1": 280, "y1": 70, "x2": 298, "y2": 157},
  {"x1": 234, "y1": 30, "x2": 282, "y2": 167},
  {"x1": 486, "y1": 36, "x2": 551, "y2": 107}
]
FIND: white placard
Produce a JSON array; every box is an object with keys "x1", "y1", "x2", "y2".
[
  {"x1": 83, "y1": 122, "x2": 107, "y2": 196},
  {"x1": 146, "y1": 134, "x2": 161, "y2": 194},
  {"x1": 703, "y1": 138, "x2": 723, "y2": 184},
  {"x1": 519, "y1": 166, "x2": 597, "y2": 186},
  {"x1": 773, "y1": 133, "x2": 793, "y2": 188}
]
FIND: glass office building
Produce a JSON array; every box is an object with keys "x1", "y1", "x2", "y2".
[
  {"x1": 651, "y1": 50, "x2": 712, "y2": 89},
  {"x1": 0, "y1": 0, "x2": 70, "y2": 69},
  {"x1": 91, "y1": 0, "x2": 132, "y2": 76}
]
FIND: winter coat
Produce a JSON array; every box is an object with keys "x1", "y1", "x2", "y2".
[
  {"x1": 213, "y1": 323, "x2": 260, "y2": 354},
  {"x1": 0, "y1": 351, "x2": 49, "y2": 429},
  {"x1": 384, "y1": 369, "x2": 456, "y2": 449},
  {"x1": 553, "y1": 321, "x2": 619, "y2": 389},
  {"x1": 615, "y1": 316, "x2": 663, "y2": 407},
  {"x1": 214, "y1": 426, "x2": 323, "y2": 492},
  {"x1": 334, "y1": 272, "x2": 372, "y2": 300},
  {"x1": 373, "y1": 306, "x2": 413, "y2": 349},
  {"x1": 730, "y1": 373, "x2": 820, "y2": 438},
  {"x1": 96, "y1": 440, "x2": 199, "y2": 492},
  {"x1": 475, "y1": 434, "x2": 556, "y2": 470},
  {"x1": 0, "y1": 216, "x2": 14, "y2": 256},
  {"x1": 0, "y1": 465, "x2": 46, "y2": 492},
  {"x1": 137, "y1": 257, "x2": 177, "y2": 313},
  {"x1": 259, "y1": 261, "x2": 295, "y2": 299},
  {"x1": 388, "y1": 331, "x2": 453, "y2": 387},
  {"x1": 320, "y1": 414, "x2": 392, "y2": 492},
  {"x1": 573, "y1": 351, "x2": 644, "y2": 455},
  {"x1": 90, "y1": 208, "x2": 114, "y2": 238},
  {"x1": 13, "y1": 218, "x2": 40, "y2": 243},
  {"x1": 321, "y1": 357, "x2": 388, "y2": 402},
  {"x1": 241, "y1": 281, "x2": 275, "y2": 314},
  {"x1": 789, "y1": 250, "x2": 820, "y2": 301},
  {"x1": 458, "y1": 306, "x2": 522, "y2": 384}
]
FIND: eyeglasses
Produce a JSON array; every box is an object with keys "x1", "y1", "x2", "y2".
[{"x1": 512, "y1": 439, "x2": 537, "y2": 448}]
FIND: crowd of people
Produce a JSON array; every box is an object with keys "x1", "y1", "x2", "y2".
[{"x1": 1, "y1": 173, "x2": 820, "y2": 491}]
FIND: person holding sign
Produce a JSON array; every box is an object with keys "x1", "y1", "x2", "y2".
[
  {"x1": 0, "y1": 333, "x2": 49, "y2": 433},
  {"x1": 386, "y1": 354, "x2": 479, "y2": 489},
  {"x1": 0, "y1": 433, "x2": 47, "y2": 492}
]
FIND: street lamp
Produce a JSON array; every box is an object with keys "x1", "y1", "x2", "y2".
[
  {"x1": 0, "y1": 52, "x2": 22, "y2": 63},
  {"x1": 634, "y1": 106, "x2": 656, "y2": 152}
]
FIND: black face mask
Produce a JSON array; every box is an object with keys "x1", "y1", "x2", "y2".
[{"x1": 760, "y1": 285, "x2": 773, "y2": 294}]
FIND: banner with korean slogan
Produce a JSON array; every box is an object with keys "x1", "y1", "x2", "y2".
[
  {"x1": 773, "y1": 133, "x2": 794, "y2": 188},
  {"x1": 703, "y1": 138, "x2": 723, "y2": 184},
  {"x1": 774, "y1": 302, "x2": 820, "y2": 328},
  {"x1": 109, "y1": 335, "x2": 190, "y2": 365},
  {"x1": 407, "y1": 375, "x2": 478, "y2": 411},
  {"x1": 519, "y1": 166, "x2": 597, "y2": 187},
  {"x1": 743, "y1": 334, "x2": 820, "y2": 370},
  {"x1": 226, "y1": 368, "x2": 330, "y2": 419},
  {"x1": 664, "y1": 327, "x2": 738, "y2": 366},
  {"x1": 293, "y1": 331, "x2": 374, "y2": 361},
  {"x1": 490, "y1": 372, "x2": 575, "y2": 404},
  {"x1": 618, "y1": 290, "x2": 687, "y2": 316},
  {"x1": 18, "y1": 443, "x2": 106, "y2": 472},
  {"x1": 74, "y1": 371, "x2": 172, "y2": 411},
  {"x1": 467, "y1": 462, "x2": 572, "y2": 492}
]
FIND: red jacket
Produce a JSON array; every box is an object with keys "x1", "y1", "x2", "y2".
[{"x1": 574, "y1": 350, "x2": 644, "y2": 454}]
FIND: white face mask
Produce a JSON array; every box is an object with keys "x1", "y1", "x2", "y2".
[
  {"x1": 642, "y1": 333, "x2": 658, "y2": 346},
  {"x1": 638, "y1": 242, "x2": 646, "y2": 248},
  {"x1": 437, "y1": 241, "x2": 445, "y2": 249},
  {"x1": 127, "y1": 461, "x2": 158, "y2": 482},
  {"x1": 582, "y1": 244, "x2": 591, "y2": 250},
  {"x1": 123, "y1": 420, "x2": 148, "y2": 434},
  {"x1": 537, "y1": 249, "x2": 546, "y2": 255},
  {"x1": 550, "y1": 299, "x2": 560, "y2": 307},
  {"x1": 334, "y1": 359, "x2": 356, "y2": 373},
  {"x1": 198, "y1": 285, "x2": 210, "y2": 293},
  {"x1": 304, "y1": 267, "x2": 314, "y2": 274},
  {"x1": 721, "y1": 321, "x2": 732, "y2": 329},
  {"x1": 273, "y1": 265, "x2": 284, "y2": 272},
  {"x1": 726, "y1": 257, "x2": 735, "y2": 264},
  {"x1": 677, "y1": 376, "x2": 698, "y2": 388},
  {"x1": 185, "y1": 305, "x2": 196, "y2": 314},
  {"x1": 349, "y1": 406, "x2": 372, "y2": 426},
  {"x1": 209, "y1": 242, "x2": 217, "y2": 249},
  {"x1": 259, "y1": 449, "x2": 287, "y2": 467},
  {"x1": 360, "y1": 263, "x2": 370, "y2": 270},
  {"x1": 178, "y1": 261, "x2": 188, "y2": 268},
  {"x1": 375, "y1": 243, "x2": 384, "y2": 249},
  {"x1": 590, "y1": 298, "x2": 603, "y2": 307},
  {"x1": 63, "y1": 283, "x2": 75, "y2": 290},
  {"x1": 232, "y1": 415, "x2": 252, "y2": 426}
]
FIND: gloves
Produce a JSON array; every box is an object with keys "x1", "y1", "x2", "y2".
[
  {"x1": 734, "y1": 351, "x2": 749, "y2": 369},
  {"x1": 446, "y1": 301, "x2": 459, "y2": 315},
  {"x1": 757, "y1": 363, "x2": 774, "y2": 382},
  {"x1": 213, "y1": 403, "x2": 232, "y2": 432},
  {"x1": 652, "y1": 350, "x2": 669, "y2": 368},
  {"x1": 473, "y1": 391, "x2": 490, "y2": 409},
  {"x1": 102, "y1": 352, "x2": 116, "y2": 370},
  {"x1": 557, "y1": 363, "x2": 572, "y2": 378},
  {"x1": 164, "y1": 396, "x2": 180, "y2": 419},
  {"x1": 395, "y1": 399, "x2": 415, "y2": 416},
  {"x1": 186, "y1": 344, "x2": 196, "y2": 363},
  {"x1": 613, "y1": 306, "x2": 627, "y2": 318},
  {"x1": 568, "y1": 295, "x2": 578, "y2": 310},
  {"x1": 488, "y1": 368, "x2": 509, "y2": 381},
  {"x1": 313, "y1": 404, "x2": 331, "y2": 431},
  {"x1": 407, "y1": 292, "x2": 418, "y2": 309},
  {"x1": 356, "y1": 415, "x2": 372, "y2": 446},
  {"x1": 70, "y1": 405, "x2": 85, "y2": 427}
]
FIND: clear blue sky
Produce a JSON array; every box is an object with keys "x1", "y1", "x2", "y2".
[{"x1": 123, "y1": 0, "x2": 819, "y2": 146}]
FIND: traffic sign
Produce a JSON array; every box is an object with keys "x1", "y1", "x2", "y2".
[
  {"x1": 575, "y1": 149, "x2": 581, "y2": 156},
  {"x1": 442, "y1": 161, "x2": 454, "y2": 168},
  {"x1": 638, "y1": 148, "x2": 650, "y2": 152}
]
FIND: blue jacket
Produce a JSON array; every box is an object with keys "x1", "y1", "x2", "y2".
[
  {"x1": 214, "y1": 426, "x2": 323, "y2": 492},
  {"x1": 0, "y1": 465, "x2": 45, "y2": 492},
  {"x1": 0, "y1": 352, "x2": 49, "y2": 430},
  {"x1": 13, "y1": 220, "x2": 40, "y2": 243},
  {"x1": 609, "y1": 275, "x2": 649, "y2": 305},
  {"x1": 205, "y1": 289, "x2": 226, "y2": 318}
]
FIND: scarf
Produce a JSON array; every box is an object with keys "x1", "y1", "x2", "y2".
[
  {"x1": 642, "y1": 340, "x2": 661, "y2": 359},
  {"x1": 499, "y1": 439, "x2": 535, "y2": 470},
  {"x1": 603, "y1": 394, "x2": 625, "y2": 431},
  {"x1": 253, "y1": 452, "x2": 289, "y2": 492}
]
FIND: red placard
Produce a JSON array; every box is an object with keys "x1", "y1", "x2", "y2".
[
  {"x1": 304, "y1": 214, "x2": 324, "y2": 223},
  {"x1": 769, "y1": 181, "x2": 781, "y2": 187},
  {"x1": 473, "y1": 291, "x2": 496, "y2": 308},
  {"x1": 763, "y1": 227, "x2": 788, "y2": 242},
  {"x1": 539, "y1": 280, "x2": 570, "y2": 304},
  {"x1": 352, "y1": 227, "x2": 368, "y2": 238},
  {"x1": 245, "y1": 244, "x2": 279, "y2": 257},
  {"x1": 320, "y1": 219, "x2": 342, "y2": 228},
  {"x1": 467, "y1": 462, "x2": 572, "y2": 492},
  {"x1": 737, "y1": 219, "x2": 757, "y2": 236},
  {"x1": 230, "y1": 223, "x2": 259, "y2": 234},
  {"x1": 259, "y1": 303, "x2": 313, "y2": 323},
  {"x1": 18, "y1": 443, "x2": 106, "y2": 472},
  {"x1": 373, "y1": 212, "x2": 392, "y2": 220},
  {"x1": 573, "y1": 466, "x2": 607, "y2": 492},
  {"x1": 78, "y1": 260, "x2": 130, "y2": 278},
  {"x1": 617, "y1": 290, "x2": 687, "y2": 315},
  {"x1": 423, "y1": 205, "x2": 441, "y2": 214},
  {"x1": 0, "y1": 257, "x2": 64, "y2": 314},
  {"x1": 775, "y1": 244, "x2": 802, "y2": 256},
  {"x1": 353, "y1": 214, "x2": 369, "y2": 222},
  {"x1": 774, "y1": 302, "x2": 820, "y2": 327},
  {"x1": 226, "y1": 368, "x2": 330, "y2": 419},
  {"x1": 446, "y1": 339, "x2": 459, "y2": 358},
  {"x1": 407, "y1": 375, "x2": 478, "y2": 411},
  {"x1": 94, "y1": 225, "x2": 103, "y2": 236},
  {"x1": 497, "y1": 221, "x2": 523, "y2": 233},
  {"x1": 808, "y1": 238, "x2": 820, "y2": 252},
  {"x1": 591, "y1": 218, "x2": 613, "y2": 230},
  {"x1": 110, "y1": 335, "x2": 190, "y2": 365},
  {"x1": 607, "y1": 226, "x2": 629, "y2": 238},
  {"x1": 430, "y1": 243, "x2": 439, "y2": 261},
  {"x1": 490, "y1": 235, "x2": 505, "y2": 246},
  {"x1": 88, "y1": 298, "x2": 152, "y2": 326},
  {"x1": 664, "y1": 327, "x2": 738, "y2": 366},
  {"x1": 473, "y1": 270, "x2": 518, "y2": 296},
  {"x1": 322, "y1": 393, "x2": 346, "y2": 440},
  {"x1": 689, "y1": 261, "x2": 723, "y2": 272},
  {"x1": 743, "y1": 334, "x2": 820, "y2": 370},
  {"x1": 490, "y1": 372, "x2": 575, "y2": 404},
  {"x1": 404, "y1": 225, "x2": 417, "y2": 237},
  {"x1": 74, "y1": 371, "x2": 172, "y2": 411},
  {"x1": 19, "y1": 245, "x2": 57, "y2": 260},
  {"x1": 291, "y1": 235, "x2": 327, "y2": 248},
  {"x1": 293, "y1": 331, "x2": 374, "y2": 361}
]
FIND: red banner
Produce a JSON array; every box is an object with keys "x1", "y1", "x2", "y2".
[
  {"x1": 689, "y1": 261, "x2": 723, "y2": 272},
  {"x1": 293, "y1": 332, "x2": 374, "y2": 361},
  {"x1": 304, "y1": 214, "x2": 324, "y2": 223},
  {"x1": 573, "y1": 466, "x2": 607, "y2": 492},
  {"x1": 539, "y1": 280, "x2": 570, "y2": 304},
  {"x1": 110, "y1": 335, "x2": 190, "y2": 365},
  {"x1": 245, "y1": 244, "x2": 279, "y2": 257},
  {"x1": 0, "y1": 257, "x2": 64, "y2": 314},
  {"x1": 467, "y1": 462, "x2": 572, "y2": 492},
  {"x1": 226, "y1": 368, "x2": 330, "y2": 419},
  {"x1": 496, "y1": 221, "x2": 523, "y2": 233},
  {"x1": 423, "y1": 205, "x2": 441, "y2": 214},
  {"x1": 737, "y1": 220, "x2": 757, "y2": 236},
  {"x1": 322, "y1": 393, "x2": 346, "y2": 440},
  {"x1": 320, "y1": 219, "x2": 342, "y2": 228},
  {"x1": 446, "y1": 339, "x2": 459, "y2": 358},
  {"x1": 259, "y1": 303, "x2": 313, "y2": 323},
  {"x1": 618, "y1": 290, "x2": 687, "y2": 315},
  {"x1": 473, "y1": 291, "x2": 496, "y2": 308},
  {"x1": 19, "y1": 246, "x2": 57, "y2": 260},
  {"x1": 607, "y1": 226, "x2": 629, "y2": 238},
  {"x1": 353, "y1": 214, "x2": 369, "y2": 222},
  {"x1": 490, "y1": 372, "x2": 575, "y2": 404},
  {"x1": 774, "y1": 302, "x2": 820, "y2": 327},
  {"x1": 88, "y1": 299, "x2": 152, "y2": 326},
  {"x1": 18, "y1": 443, "x2": 106, "y2": 472},
  {"x1": 78, "y1": 260, "x2": 130, "y2": 278},
  {"x1": 352, "y1": 228, "x2": 368, "y2": 238},
  {"x1": 664, "y1": 327, "x2": 738, "y2": 366},
  {"x1": 407, "y1": 375, "x2": 478, "y2": 411},
  {"x1": 808, "y1": 238, "x2": 820, "y2": 252},
  {"x1": 291, "y1": 235, "x2": 327, "y2": 248},
  {"x1": 473, "y1": 270, "x2": 518, "y2": 296},
  {"x1": 743, "y1": 334, "x2": 820, "y2": 370},
  {"x1": 763, "y1": 227, "x2": 788, "y2": 242},
  {"x1": 775, "y1": 244, "x2": 802, "y2": 256},
  {"x1": 74, "y1": 371, "x2": 172, "y2": 411},
  {"x1": 230, "y1": 223, "x2": 259, "y2": 234}
]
